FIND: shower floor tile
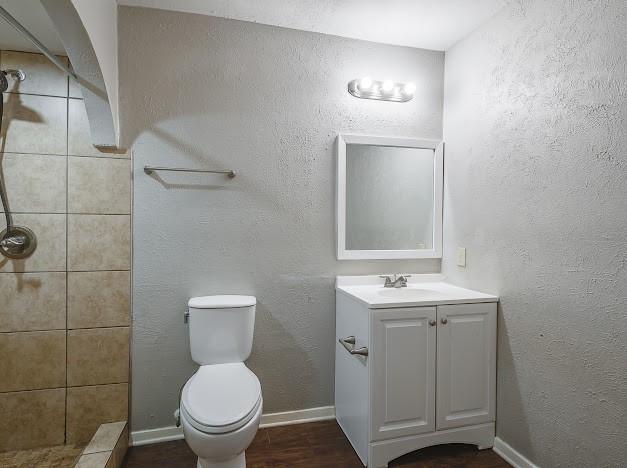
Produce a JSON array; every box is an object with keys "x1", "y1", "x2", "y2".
[{"x1": 0, "y1": 443, "x2": 84, "y2": 468}]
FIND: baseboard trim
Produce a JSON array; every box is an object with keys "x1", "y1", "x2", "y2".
[
  {"x1": 493, "y1": 437, "x2": 539, "y2": 468},
  {"x1": 260, "y1": 405, "x2": 335, "y2": 428},
  {"x1": 130, "y1": 406, "x2": 336, "y2": 446},
  {"x1": 131, "y1": 425, "x2": 183, "y2": 447}
]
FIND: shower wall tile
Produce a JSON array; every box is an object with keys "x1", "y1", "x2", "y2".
[
  {"x1": 0, "y1": 51, "x2": 69, "y2": 97},
  {"x1": 0, "y1": 213, "x2": 66, "y2": 272},
  {"x1": 0, "y1": 388, "x2": 65, "y2": 451},
  {"x1": 67, "y1": 99, "x2": 130, "y2": 158},
  {"x1": 0, "y1": 272, "x2": 66, "y2": 332},
  {"x1": 0, "y1": 50, "x2": 132, "y2": 450},
  {"x1": 66, "y1": 383, "x2": 129, "y2": 444},
  {"x1": 67, "y1": 327, "x2": 130, "y2": 386},
  {"x1": 68, "y1": 215, "x2": 131, "y2": 271},
  {"x1": 0, "y1": 330, "x2": 66, "y2": 392},
  {"x1": 68, "y1": 271, "x2": 130, "y2": 329},
  {"x1": 0, "y1": 153, "x2": 66, "y2": 213},
  {"x1": 68, "y1": 98, "x2": 103, "y2": 157},
  {"x1": 68, "y1": 157, "x2": 131, "y2": 214},
  {"x1": 0, "y1": 93, "x2": 67, "y2": 155},
  {"x1": 68, "y1": 70, "x2": 83, "y2": 99}
]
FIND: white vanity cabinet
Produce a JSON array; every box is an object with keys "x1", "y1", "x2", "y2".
[{"x1": 335, "y1": 276, "x2": 498, "y2": 468}]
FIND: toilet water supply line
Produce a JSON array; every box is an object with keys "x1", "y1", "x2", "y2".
[{"x1": 174, "y1": 383, "x2": 185, "y2": 427}]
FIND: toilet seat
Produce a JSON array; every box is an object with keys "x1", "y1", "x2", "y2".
[{"x1": 181, "y1": 363, "x2": 262, "y2": 435}]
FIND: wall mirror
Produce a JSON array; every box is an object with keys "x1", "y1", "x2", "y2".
[{"x1": 336, "y1": 134, "x2": 443, "y2": 260}]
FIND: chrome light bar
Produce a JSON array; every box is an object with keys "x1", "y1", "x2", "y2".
[{"x1": 348, "y1": 77, "x2": 416, "y2": 102}]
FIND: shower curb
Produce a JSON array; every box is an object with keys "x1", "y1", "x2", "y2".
[{"x1": 74, "y1": 421, "x2": 128, "y2": 468}]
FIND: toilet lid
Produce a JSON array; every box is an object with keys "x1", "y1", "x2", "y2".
[
  {"x1": 188, "y1": 295, "x2": 256, "y2": 309},
  {"x1": 182, "y1": 363, "x2": 262, "y2": 433}
]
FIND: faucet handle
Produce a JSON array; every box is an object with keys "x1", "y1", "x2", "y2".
[
  {"x1": 379, "y1": 275, "x2": 393, "y2": 287},
  {"x1": 0, "y1": 236, "x2": 26, "y2": 247},
  {"x1": 398, "y1": 275, "x2": 411, "y2": 287}
]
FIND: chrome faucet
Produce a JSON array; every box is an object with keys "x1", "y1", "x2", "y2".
[{"x1": 379, "y1": 274, "x2": 411, "y2": 288}]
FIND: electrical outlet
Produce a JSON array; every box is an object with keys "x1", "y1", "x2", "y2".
[{"x1": 456, "y1": 247, "x2": 466, "y2": 267}]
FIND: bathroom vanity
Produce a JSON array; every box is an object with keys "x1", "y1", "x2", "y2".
[{"x1": 335, "y1": 275, "x2": 498, "y2": 468}]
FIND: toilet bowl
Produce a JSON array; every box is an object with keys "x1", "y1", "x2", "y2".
[{"x1": 181, "y1": 295, "x2": 261, "y2": 468}]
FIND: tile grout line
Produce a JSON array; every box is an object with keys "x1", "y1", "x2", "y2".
[
  {"x1": 2, "y1": 212, "x2": 132, "y2": 216},
  {"x1": 0, "y1": 325, "x2": 131, "y2": 334},
  {"x1": 128, "y1": 147, "x2": 134, "y2": 437},
  {"x1": 0, "y1": 381, "x2": 130, "y2": 395},
  {"x1": 65, "y1": 80, "x2": 69, "y2": 445},
  {"x1": 0, "y1": 269, "x2": 130, "y2": 274},
  {"x1": 4, "y1": 90, "x2": 82, "y2": 100}
]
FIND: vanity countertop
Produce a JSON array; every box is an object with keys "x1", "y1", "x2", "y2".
[{"x1": 336, "y1": 274, "x2": 498, "y2": 309}]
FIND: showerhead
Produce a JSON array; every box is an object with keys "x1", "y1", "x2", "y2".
[{"x1": 0, "y1": 69, "x2": 25, "y2": 92}]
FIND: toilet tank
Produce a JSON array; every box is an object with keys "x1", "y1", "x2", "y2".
[{"x1": 188, "y1": 295, "x2": 256, "y2": 365}]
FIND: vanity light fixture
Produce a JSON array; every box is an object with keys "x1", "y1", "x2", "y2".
[{"x1": 348, "y1": 77, "x2": 416, "y2": 102}]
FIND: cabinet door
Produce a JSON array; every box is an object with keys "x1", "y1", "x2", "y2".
[
  {"x1": 370, "y1": 307, "x2": 436, "y2": 441},
  {"x1": 436, "y1": 303, "x2": 496, "y2": 430}
]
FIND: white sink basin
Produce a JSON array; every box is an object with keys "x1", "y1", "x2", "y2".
[{"x1": 336, "y1": 274, "x2": 498, "y2": 309}]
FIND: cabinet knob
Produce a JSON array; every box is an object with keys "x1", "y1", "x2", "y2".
[
  {"x1": 441, "y1": 317, "x2": 448, "y2": 325},
  {"x1": 429, "y1": 319, "x2": 437, "y2": 327}
]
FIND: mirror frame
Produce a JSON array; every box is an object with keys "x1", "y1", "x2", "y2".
[{"x1": 336, "y1": 134, "x2": 443, "y2": 260}]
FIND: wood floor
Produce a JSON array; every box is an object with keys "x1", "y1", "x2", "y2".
[{"x1": 123, "y1": 420, "x2": 509, "y2": 468}]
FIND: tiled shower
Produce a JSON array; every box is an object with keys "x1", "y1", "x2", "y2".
[{"x1": 0, "y1": 50, "x2": 131, "y2": 458}]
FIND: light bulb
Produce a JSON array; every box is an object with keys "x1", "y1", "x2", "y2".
[
  {"x1": 382, "y1": 80, "x2": 395, "y2": 93},
  {"x1": 358, "y1": 77, "x2": 373, "y2": 91},
  {"x1": 403, "y1": 82, "x2": 416, "y2": 96}
]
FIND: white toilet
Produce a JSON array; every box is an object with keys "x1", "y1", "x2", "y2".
[{"x1": 180, "y1": 295, "x2": 262, "y2": 468}]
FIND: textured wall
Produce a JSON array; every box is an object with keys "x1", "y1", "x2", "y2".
[
  {"x1": 119, "y1": 7, "x2": 444, "y2": 431},
  {"x1": 70, "y1": 0, "x2": 118, "y2": 137},
  {"x1": 119, "y1": 0, "x2": 507, "y2": 51},
  {"x1": 443, "y1": 1, "x2": 627, "y2": 466}
]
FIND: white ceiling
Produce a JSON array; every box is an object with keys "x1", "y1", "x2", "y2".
[
  {"x1": 0, "y1": 1, "x2": 506, "y2": 56},
  {"x1": 0, "y1": 0, "x2": 66, "y2": 54},
  {"x1": 118, "y1": 0, "x2": 507, "y2": 51}
]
